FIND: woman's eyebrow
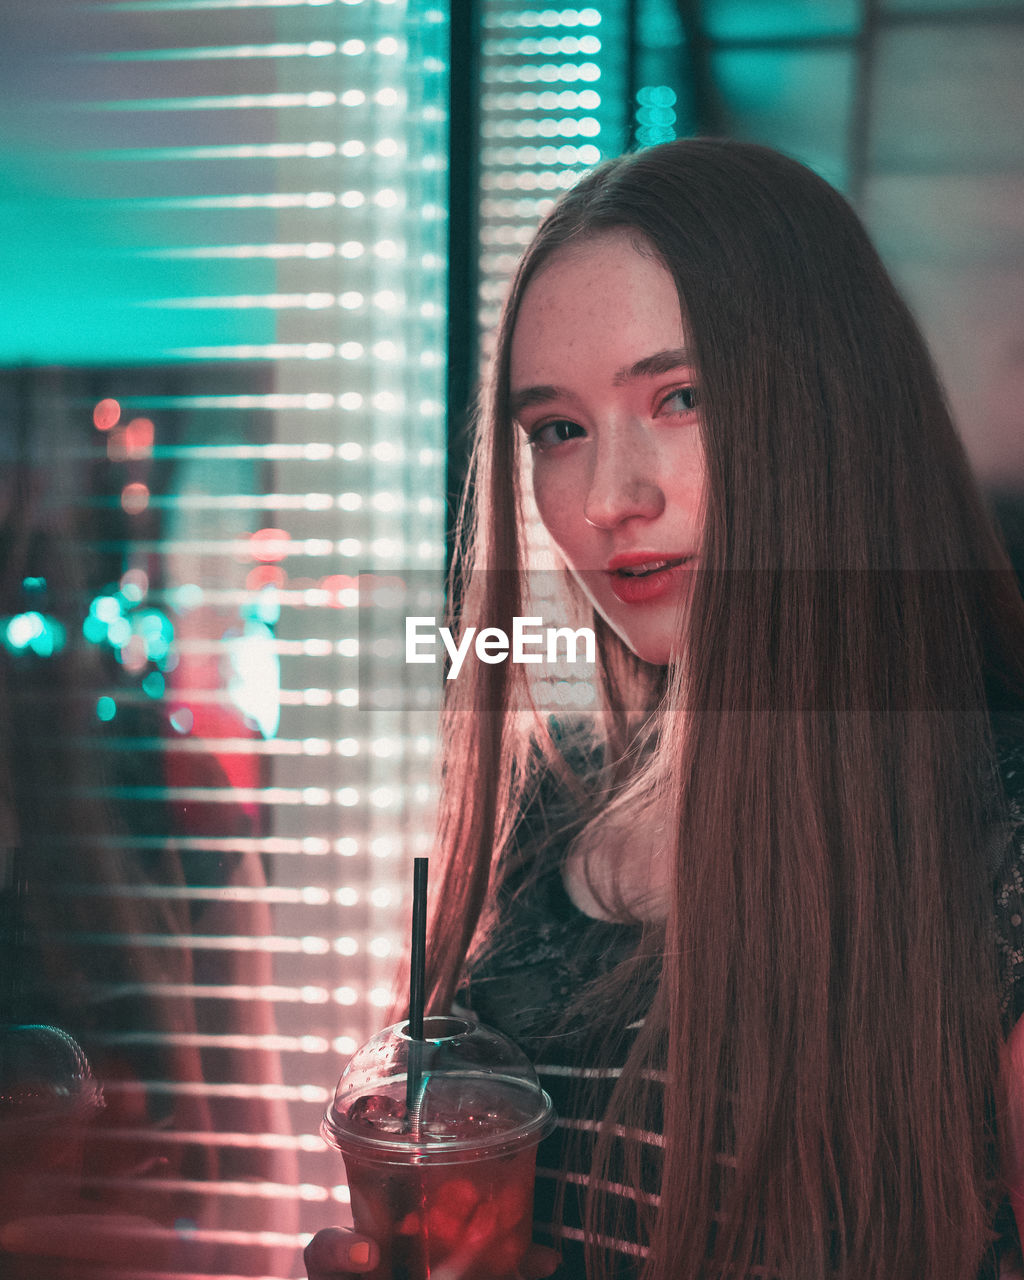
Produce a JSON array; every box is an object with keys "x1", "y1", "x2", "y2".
[
  {"x1": 612, "y1": 347, "x2": 693, "y2": 385},
  {"x1": 509, "y1": 383, "x2": 577, "y2": 419},
  {"x1": 510, "y1": 348, "x2": 694, "y2": 420}
]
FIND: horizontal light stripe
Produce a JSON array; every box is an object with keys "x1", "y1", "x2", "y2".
[
  {"x1": 55, "y1": 688, "x2": 366, "y2": 708},
  {"x1": 140, "y1": 293, "x2": 337, "y2": 309},
  {"x1": 134, "y1": 244, "x2": 337, "y2": 259},
  {"x1": 67, "y1": 933, "x2": 333, "y2": 953},
  {"x1": 96, "y1": 193, "x2": 337, "y2": 208},
  {"x1": 75, "y1": 143, "x2": 337, "y2": 161},
  {"x1": 60, "y1": 689, "x2": 340, "y2": 709},
  {"x1": 93, "y1": 982, "x2": 332, "y2": 1003},
  {"x1": 67, "y1": 787, "x2": 333, "y2": 804},
  {"x1": 104, "y1": 1080, "x2": 329, "y2": 1102},
  {"x1": 0, "y1": 441, "x2": 339, "y2": 461},
  {"x1": 536, "y1": 1063, "x2": 622, "y2": 1079},
  {"x1": 94, "y1": 1031, "x2": 332, "y2": 1052},
  {"x1": 138, "y1": 492, "x2": 335, "y2": 508},
  {"x1": 539, "y1": 1223, "x2": 650, "y2": 1259},
  {"x1": 83, "y1": 43, "x2": 338, "y2": 62},
  {"x1": 91, "y1": 1273, "x2": 293, "y2": 1280},
  {"x1": 536, "y1": 1164, "x2": 660, "y2": 1208},
  {"x1": 119, "y1": 1229, "x2": 304, "y2": 1250},
  {"x1": 114, "y1": 400, "x2": 338, "y2": 414},
  {"x1": 59, "y1": 836, "x2": 331, "y2": 853},
  {"x1": 151, "y1": 586, "x2": 352, "y2": 605},
  {"x1": 556, "y1": 1117, "x2": 665, "y2": 1148},
  {"x1": 54, "y1": 883, "x2": 331, "y2": 904},
  {"x1": 166, "y1": 343, "x2": 339, "y2": 358},
  {"x1": 80, "y1": 1176, "x2": 329, "y2": 1202},
  {"x1": 80, "y1": 92, "x2": 338, "y2": 111},
  {"x1": 96, "y1": 1128, "x2": 326, "y2": 1152},
  {"x1": 92, "y1": 1274, "x2": 291, "y2": 1280},
  {"x1": 76, "y1": 737, "x2": 339, "y2": 754},
  {"x1": 88, "y1": 536, "x2": 336, "y2": 554},
  {"x1": 98, "y1": 0, "x2": 334, "y2": 9},
  {"x1": 537, "y1": 1062, "x2": 667, "y2": 1084}
]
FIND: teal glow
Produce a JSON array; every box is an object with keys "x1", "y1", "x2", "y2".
[
  {"x1": 83, "y1": 615, "x2": 108, "y2": 645},
  {"x1": 96, "y1": 696, "x2": 117, "y2": 722},
  {"x1": 0, "y1": 155, "x2": 276, "y2": 364},
  {"x1": 637, "y1": 85, "x2": 676, "y2": 108},
  {"x1": 638, "y1": 0, "x2": 683, "y2": 49},
  {"x1": 21, "y1": 577, "x2": 47, "y2": 593},
  {"x1": 6, "y1": 614, "x2": 45, "y2": 648},
  {"x1": 635, "y1": 85, "x2": 677, "y2": 148},
  {"x1": 247, "y1": 587, "x2": 282, "y2": 627},
  {"x1": 135, "y1": 609, "x2": 175, "y2": 662},
  {"x1": 142, "y1": 672, "x2": 166, "y2": 698},
  {"x1": 5, "y1": 612, "x2": 66, "y2": 657},
  {"x1": 703, "y1": 0, "x2": 858, "y2": 41},
  {"x1": 107, "y1": 617, "x2": 132, "y2": 648},
  {"x1": 92, "y1": 596, "x2": 123, "y2": 624},
  {"x1": 712, "y1": 50, "x2": 852, "y2": 190}
]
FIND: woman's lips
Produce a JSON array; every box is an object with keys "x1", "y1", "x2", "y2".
[{"x1": 605, "y1": 555, "x2": 694, "y2": 605}]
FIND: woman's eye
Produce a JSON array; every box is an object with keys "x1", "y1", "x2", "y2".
[
  {"x1": 529, "y1": 419, "x2": 585, "y2": 449},
  {"x1": 660, "y1": 386, "x2": 700, "y2": 414}
]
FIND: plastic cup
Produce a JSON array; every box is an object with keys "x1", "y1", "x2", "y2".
[{"x1": 321, "y1": 1015, "x2": 555, "y2": 1280}]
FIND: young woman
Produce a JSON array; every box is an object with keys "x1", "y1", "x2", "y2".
[{"x1": 306, "y1": 139, "x2": 1024, "y2": 1280}]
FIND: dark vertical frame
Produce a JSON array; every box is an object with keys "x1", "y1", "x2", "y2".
[
  {"x1": 445, "y1": 0, "x2": 482, "y2": 574},
  {"x1": 625, "y1": 0, "x2": 640, "y2": 150},
  {"x1": 674, "y1": 0, "x2": 726, "y2": 136},
  {"x1": 848, "y1": 0, "x2": 879, "y2": 208}
]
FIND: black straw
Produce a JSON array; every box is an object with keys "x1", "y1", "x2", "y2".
[{"x1": 405, "y1": 857, "x2": 429, "y2": 1116}]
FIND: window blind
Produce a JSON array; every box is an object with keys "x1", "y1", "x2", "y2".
[{"x1": 0, "y1": 3, "x2": 448, "y2": 1276}]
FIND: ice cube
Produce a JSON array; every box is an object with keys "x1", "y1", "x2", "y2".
[{"x1": 347, "y1": 1093, "x2": 408, "y2": 1133}]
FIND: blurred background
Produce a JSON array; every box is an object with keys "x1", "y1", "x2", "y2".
[{"x1": 0, "y1": 2, "x2": 1022, "y2": 1277}]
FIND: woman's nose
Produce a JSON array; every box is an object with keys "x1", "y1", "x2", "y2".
[{"x1": 583, "y1": 427, "x2": 665, "y2": 530}]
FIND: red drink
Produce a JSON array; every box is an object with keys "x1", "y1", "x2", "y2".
[{"x1": 322, "y1": 1018, "x2": 555, "y2": 1280}]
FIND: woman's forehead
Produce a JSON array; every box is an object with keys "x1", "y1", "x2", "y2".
[{"x1": 508, "y1": 232, "x2": 688, "y2": 383}]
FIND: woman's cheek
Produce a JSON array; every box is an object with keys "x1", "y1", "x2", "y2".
[{"x1": 531, "y1": 458, "x2": 586, "y2": 549}]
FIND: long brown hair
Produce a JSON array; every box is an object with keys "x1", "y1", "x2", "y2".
[{"x1": 427, "y1": 139, "x2": 1024, "y2": 1278}]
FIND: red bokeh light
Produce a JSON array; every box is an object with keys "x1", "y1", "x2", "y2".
[
  {"x1": 124, "y1": 417, "x2": 155, "y2": 456},
  {"x1": 249, "y1": 528, "x2": 291, "y2": 562},
  {"x1": 321, "y1": 574, "x2": 358, "y2": 606},
  {"x1": 93, "y1": 398, "x2": 121, "y2": 432}
]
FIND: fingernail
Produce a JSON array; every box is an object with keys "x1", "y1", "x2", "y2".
[{"x1": 347, "y1": 1240, "x2": 372, "y2": 1267}]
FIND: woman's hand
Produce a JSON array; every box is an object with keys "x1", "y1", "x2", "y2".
[
  {"x1": 303, "y1": 1228, "x2": 379, "y2": 1278},
  {"x1": 303, "y1": 1227, "x2": 560, "y2": 1279}
]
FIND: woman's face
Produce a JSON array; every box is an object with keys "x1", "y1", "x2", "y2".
[{"x1": 509, "y1": 230, "x2": 706, "y2": 666}]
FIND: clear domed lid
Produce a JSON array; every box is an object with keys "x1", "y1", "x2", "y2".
[
  {"x1": 321, "y1": 1015, "x2": 554, "y2": 1164},
  {"x1": 0, "y1": 1024, "x2": 104, "y2": 1130}
]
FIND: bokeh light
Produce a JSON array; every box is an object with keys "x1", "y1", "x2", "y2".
[{"x1": 92, "y1": 398, "x2": 121, "y2": 432}]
